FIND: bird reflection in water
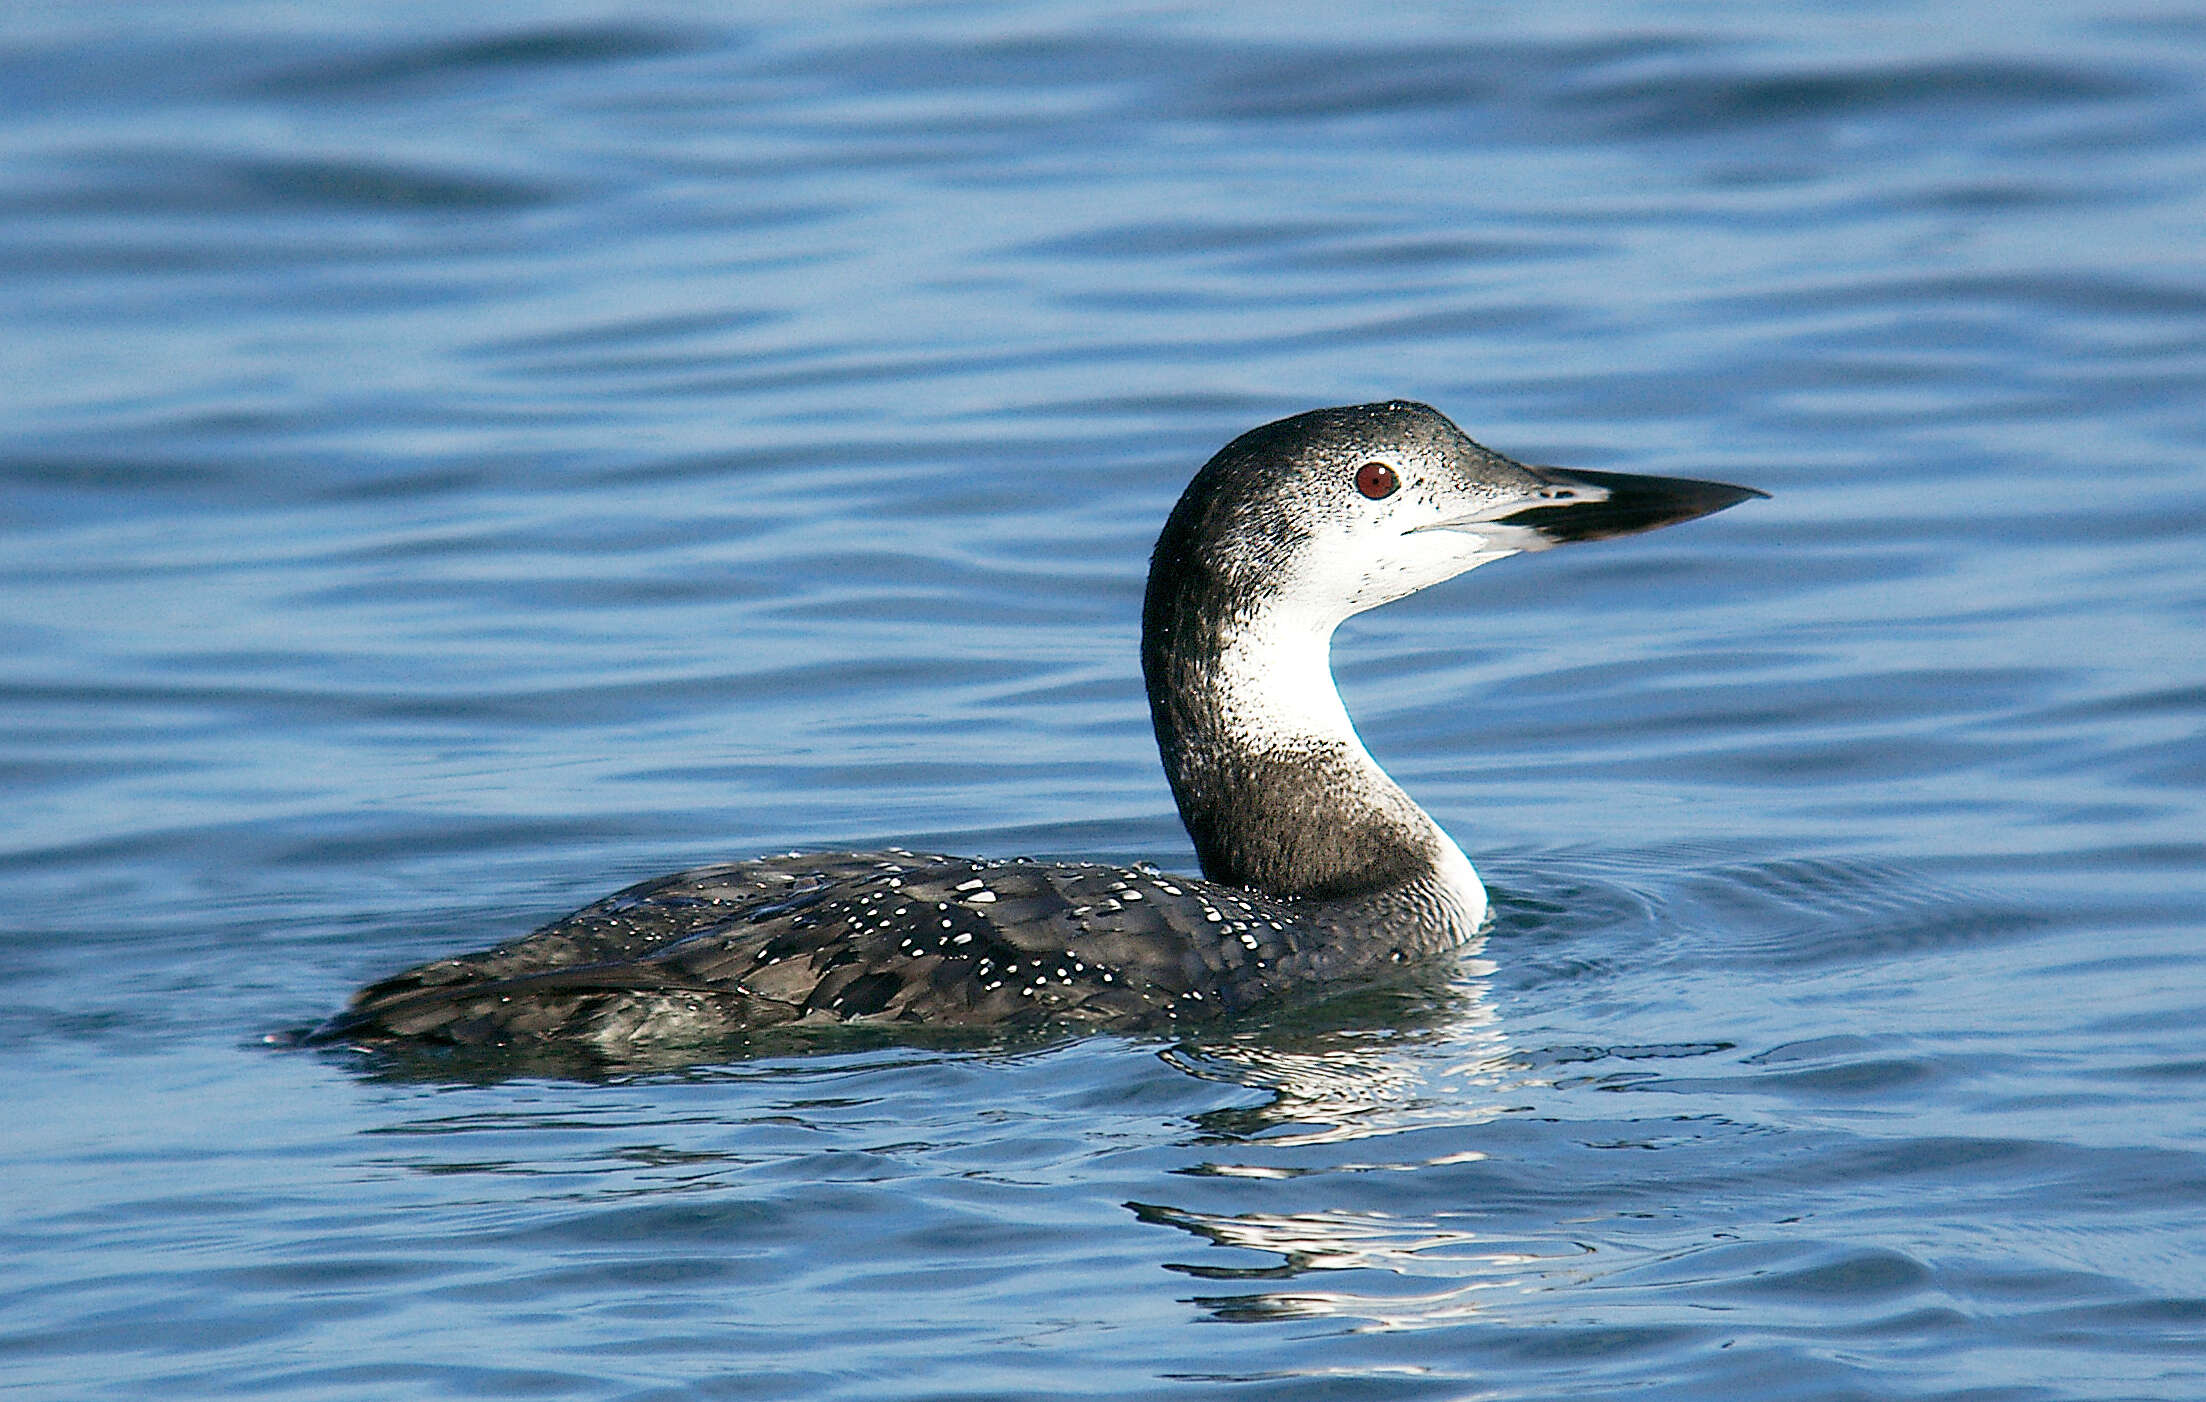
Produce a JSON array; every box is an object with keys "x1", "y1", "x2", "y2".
[{"x1": 1133, "y1": 948, "x2": 1596, "y2": 1328}]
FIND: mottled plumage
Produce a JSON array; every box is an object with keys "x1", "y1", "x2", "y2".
[{"x1": 314, "y1": 850, "x2": 1467, "y2": 1049}]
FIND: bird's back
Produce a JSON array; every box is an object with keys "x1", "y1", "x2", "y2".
[{"x1": 310, "y1": 850, "x2": 1457, "y2": 1052}]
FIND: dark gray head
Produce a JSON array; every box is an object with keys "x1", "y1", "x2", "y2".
[{"x1": 1144, "y1": 399, "x2": 1763, "y2": 650}]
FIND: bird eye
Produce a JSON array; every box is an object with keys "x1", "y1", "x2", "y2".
[{"x1": 1355, "y1": 462, "x2": 1399, "y2": 499}]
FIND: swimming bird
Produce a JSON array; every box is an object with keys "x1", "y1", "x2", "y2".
[{"x1": 313, "y1": 401, "x2": 1761, "y2": 1051}]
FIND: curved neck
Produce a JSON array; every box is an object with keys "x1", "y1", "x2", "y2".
[{"x1": 1142, "y1": 554, "x2": 1468, "y2": 904}]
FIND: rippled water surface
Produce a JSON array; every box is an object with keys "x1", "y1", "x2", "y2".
[{"x1": 6, "y1": 4, "x2": 2205, "y2": 1398}]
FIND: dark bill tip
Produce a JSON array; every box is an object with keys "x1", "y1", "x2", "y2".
[{"x1": 1497, "y1": 467, "x2": 1768, "y2": 544}]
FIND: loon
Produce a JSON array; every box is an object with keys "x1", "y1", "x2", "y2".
[{"x1": 313, "y1": 401, "x2": 1761, "y2": 1050}]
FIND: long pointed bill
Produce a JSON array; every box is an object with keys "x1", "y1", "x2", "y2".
[{"x1": 1494, "y1": 466, "x2": 1768, "y2": 544}]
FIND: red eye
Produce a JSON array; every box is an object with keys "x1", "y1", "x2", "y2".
[{"x1": 1355, "y1": 461, "x2": 1399, "y2": 499}]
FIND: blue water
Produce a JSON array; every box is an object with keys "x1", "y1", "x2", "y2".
[{"x1": 5, "y1": 3, "x2": 2204, "y2": 1398}]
